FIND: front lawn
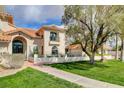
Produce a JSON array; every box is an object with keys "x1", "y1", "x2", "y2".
[
  {"x1": 48, "y1": 60, "x2": 124, "y2": 86},
  {"x1": 0, "y1": 67, "x2": 81, "y2": 88}
]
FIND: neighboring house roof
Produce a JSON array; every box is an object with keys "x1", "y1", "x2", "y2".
[
  {"x1": 0, "y1": 33, "x2": 11, "y2": 42},
  {"x1": 66, "y1": 44, "x2": 112, "y2": 51},
  {"x1": 102, "y1": 44, "x2": 112, "y2": 50},
  {"x1": 66, "y1": 44, "x2": 81, "y2": 50},
  {"x1": 5, "y1": 28, "x2": 40, "y2": 38}
]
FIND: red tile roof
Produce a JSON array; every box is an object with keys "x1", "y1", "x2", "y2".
[
  {"x1": 66, "y1": 44, "x2": 112, "y2": 50},
  {"x1": 5, "y1": 28, "x2": 40, "y2": 38},
  {"x1": 0, "y1": 33, "x2": 12, "y2": 42},
  {"x1": 36, "y1": 25, "x2": 65, "y2": 35},
  {"x1": 42, "y1": 25, "x2": 65, "y2": 31},
  {"x1": 0, "y1": 25, "x2": 65, "y2": 42},
  {"x1": 66, "y1": 44, "x2": 81, "y2": 50}
]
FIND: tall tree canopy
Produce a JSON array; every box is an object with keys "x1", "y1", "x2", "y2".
[{"x1": 62, "y1": 5, "x2": 124, "y2": 64}]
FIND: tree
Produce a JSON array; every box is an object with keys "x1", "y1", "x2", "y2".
[
  {"x1": 62, "y1": 5, "x2": 124, "y2": 64},
  {"x1": 115, "y1": 32, "x2": 120, "y2": 60},
  {"x1": 100, "y1": 44, "x2": 104, "y2": 62},
  {"x1": 121, "y1": 37, "x2": 124, "y2": 61},
  {"x1": 115, "y1": 14, "x2": 124, "y2": 61}
]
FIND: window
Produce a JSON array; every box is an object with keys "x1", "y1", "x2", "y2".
[
  {"x1": 41, "y1": 46, "x2": 43, "y2": 55},
  {"x1": 50, "y1": 32, "x2": 58, "y2": 41},
  {"x1": 52, "y1": 46, "x2": 58, "y2": 56},
  {"x1": 33, "y1": 45, "x2": 38, "y2": 54},
  {"x1": 41, "y1": 35, "x2": 43, "y2": 39}
]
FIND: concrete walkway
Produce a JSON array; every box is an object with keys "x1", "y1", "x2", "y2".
[{"x1": 27, "y1": 63, "x2": 123, "y2": 88}]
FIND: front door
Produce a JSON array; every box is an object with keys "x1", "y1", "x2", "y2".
[{"x1": 12, "y1": 40, "x2": 23, "y2": 53}]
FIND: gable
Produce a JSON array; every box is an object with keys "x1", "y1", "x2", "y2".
[
  {"x1": 9, "y1": 31, "x2": 32, "y2": 39},
  {"x1": 5, "y1": 28, "x2": 41, "y2": 39}
]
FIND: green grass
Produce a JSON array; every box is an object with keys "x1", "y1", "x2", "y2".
[
  {"x1": 0, "y1": 67, "x2": 81, "y2": 88},
  {"x1": 48, "y1": 60, "x2": 124, "y2": 86}
]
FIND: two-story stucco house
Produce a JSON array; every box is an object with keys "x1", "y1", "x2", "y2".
[
  {"x1": 36, "y1": 26, "x2": 65, "y2": 57},
  {"x1": 0, "y1": 12, "x2": 65, "y2": 59}
]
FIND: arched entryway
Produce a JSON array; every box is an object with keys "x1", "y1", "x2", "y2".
[
  {"x1": 12, "y1": 36, "x2": 27, "y2": 56},
  {"x1": 13, "y1": 40, "x2": 23, "y2": 53}
]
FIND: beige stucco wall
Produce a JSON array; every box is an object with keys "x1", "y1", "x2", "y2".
[
  {"x1": 59, "y1": 32, "x2": 65, "y2": 55},
  {"x1": 0, "y1": 42, "x2": 9, "y2": 54},
  {"x1": 44, "y1": 30, "x2": 65, "y2": 57},
  {"x1": 0, "y1": 20, "x2": 16, "y2": 31}
]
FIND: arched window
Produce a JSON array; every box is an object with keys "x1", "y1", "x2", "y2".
[{"x1": 52, "y1": 46, "x2": 58, "y2": 56}]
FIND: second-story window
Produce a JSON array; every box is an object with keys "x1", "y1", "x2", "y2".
[{"x1": 50, "y1": 32, "x2": 58, "y2": 41}]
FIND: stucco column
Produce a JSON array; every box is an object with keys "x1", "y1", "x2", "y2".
[{"x1": 8, "y1": 41, "x2": 12, "y2": 54}]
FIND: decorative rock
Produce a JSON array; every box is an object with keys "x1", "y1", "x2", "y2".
[
  {"x1": 0, "y1": 54, "x2": 25, "y2": 69},
  {"x1": 0, "y1": 56, "x2": 11, "y2": 68}
]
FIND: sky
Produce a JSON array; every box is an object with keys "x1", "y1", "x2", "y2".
[{"x1": 5, "y1": 5, "x2": 64, "y2": 29}]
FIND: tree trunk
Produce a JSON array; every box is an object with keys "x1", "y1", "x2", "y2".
[
  {"x1": 89, "y1": 53, "x2": 95, "y2": 64},
  {"x1": 121, "y1": 38, "x2": 124, "y2": 61},
  {"x1": 115, "y1": 33, "x2": 119, "y2": 60},
  {"x1": 101, "y1": 44, "x2": 104, "y2": 62}
]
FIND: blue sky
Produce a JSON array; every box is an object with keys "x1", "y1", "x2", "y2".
[{"x1": 5, "y1": 5, "x2": 64, "y2": 29}]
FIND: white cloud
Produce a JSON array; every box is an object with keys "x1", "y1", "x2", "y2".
[
  {"x1": 6, "y1": 5, "x2": 64, "y2": 23},
  {"x1": 24, "y1": 6, "x2": 43, "y2": 21}
]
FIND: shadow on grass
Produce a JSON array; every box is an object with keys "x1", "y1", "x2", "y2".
[{"x1": 48, "y1": 60, "x2": 109, "y2": 71}]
